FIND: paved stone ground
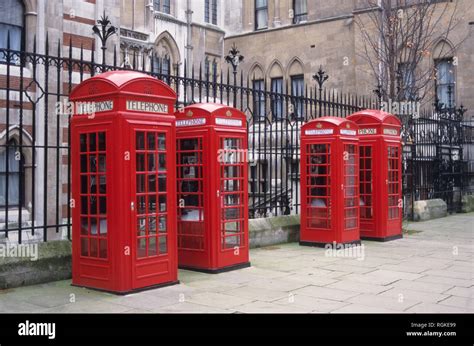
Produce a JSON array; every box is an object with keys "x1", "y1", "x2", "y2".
[{"x1": 1, "y1": 213, "x2": 472, "y2": 313}]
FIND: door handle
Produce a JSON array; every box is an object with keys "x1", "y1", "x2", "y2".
[{"x1": 131, "y1": 202, "x2": 135, "y2": 211}]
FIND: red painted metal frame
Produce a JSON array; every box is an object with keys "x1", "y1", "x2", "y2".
[
  {"x1": 175, "y1": 103, "x2": 250, "y2": 273},
  {"x1": 70, "y1": 71, "x2": 178, "y2": 294},
  {"x1": 347, "y1": 110, "x2": 403, "y2": 241},
  {"x1": 300, "y1": 117, "x2": 360, "y2": 246}
]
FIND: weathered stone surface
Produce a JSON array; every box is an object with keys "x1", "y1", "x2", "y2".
[
  {"x1": 0, "y1": 241, "x2": 71, "y2": 290},
  {"x1": 249, "y1": 215, "x2": 300, "y2": 248},
  {"x1": 413, "y1": 199, "x2": 447, "y2": 221}
]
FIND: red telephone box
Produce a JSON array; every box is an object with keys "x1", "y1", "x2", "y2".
[
  {"x1": 70, "y1": 71, "x2": 178, "y2": 294},
  {"x1": 300, "y1": 117, "x2": 360, "y2": 247},
  {"x1": 175, "y1": 103, "x2": 250, "y2": 273},
  {"x1": 347, "y1": 110, "x2": 403, "y2": 241}
]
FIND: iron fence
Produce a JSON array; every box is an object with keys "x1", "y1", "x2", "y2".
[{"x1": 0, "y1": 36, "x2": 472, "y2": 244}]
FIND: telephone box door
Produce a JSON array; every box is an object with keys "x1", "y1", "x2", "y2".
[
  {"x1": 385, "y1": 143, "x2": 402, "y2": 236},
  {"x1": 177, "y1": 133, "x2": 209, "y2": 268},
  {"x1": 131, "y1": 126, "x2": 177, "y2": 290},
  {"x1": 217, "y1": 134, "x2": 249, "y2": 268}
]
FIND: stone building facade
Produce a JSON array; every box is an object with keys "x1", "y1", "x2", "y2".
[
  {"x1": 223, "y1": 0, "x2": 474, "y2": 119},
  {"x1": 0, "y1": 0, "x2": 473, "y2": 241}
]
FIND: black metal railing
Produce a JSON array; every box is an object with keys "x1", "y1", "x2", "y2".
[{"x1": 0, "y1": 36, "x2": 472, "y2": 243}]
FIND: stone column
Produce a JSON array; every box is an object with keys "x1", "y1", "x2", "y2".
[{"x1": 273, "y1": 0, "x2": 281, "y2": 27}]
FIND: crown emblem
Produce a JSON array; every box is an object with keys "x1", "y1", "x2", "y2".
[
  {"x1": 186, "y1": 110, "x2": 194, "y2": 117},
  {"x1": 316, "y1": 123, "x2": 322, "y2": 129},
  {"x1": 226, "y1": 110, "x2": 233, "y2": 117},
  {"x1": 346, "y1": 124, "x2": 351, "y2": 129}
]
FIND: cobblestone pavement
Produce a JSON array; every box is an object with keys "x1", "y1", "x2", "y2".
[{"x1": 1, "y1": 213, "x2": 472, "y2": 313}]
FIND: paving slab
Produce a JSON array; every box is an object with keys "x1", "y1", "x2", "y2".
[
  {"x1": 293, "y1": 285, "x2": 361, "y2": 302},
  {"x1": 0, "y1": 212, "x2": 472, "y2": 313},
  {"x1": 347, "y1": 293, "x2": 420, "y2": 311}
]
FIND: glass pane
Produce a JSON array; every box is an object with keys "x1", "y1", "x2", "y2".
[
  {"x1": 159, "y1": 195, "x2": 167, "y2": 212},
  {"x1": 98, "y1": 155, "x2": 106, "y2": 172},
  {"x1": 137, "y1": 174, "x2": 146, "y2": 193},
  {"x1": 158, "y1": 134, "x2": 166, "y2": 150},
  {"x1": 81, "y1": 176, "x2": 88, "y2": 194},
  {"x1": 148, "y1": 174, "x2": 156, "y2": 192},
  {"x1": 136, "y1": 154, "x2": 146, "y2": 172},
  {"x1": 137, "y1": 217, "x2": 146, "y2": 236},
  {"x1": 138, "y1": 196, "x2": 146, "y2": 214},
  {"x1": 89, "y1": 156, "x2": 97, "y2": 173},
  {"x1": 80, "y1": 218, "x2": 88, "y2": 235},
  {"x1": 149, "y1": 216, "x2": 157, "y2": 235},
  {"x1": 99, "y1": 197, "x2": 106, "y2": 214},
  {"x1": 159, "y1": 236, "x2": 167, "y2": 254},
  {"x1": 149, "y1": 237, "x2": 158, "y2": 256},
  {"x1": 147, "y1": 133, "x2": 156, "y2": 151},
  {"x1": 136, "y1": 132, "x2": 145, "y2": 150},
  {"x1": 81, "y1": 197, "x2": 88, "y2": 215},
  {"x1": 90, "y1": 217, "x2": 98, "y2": 235},
  {"x1": 98, "y1": 132, "x2": 106, "y2": 151},
  {"x1": 99, "y1": 218, "x2": 107, "y2": 235},
  {"x1": 158, "y1": 154, "x2": 166, "y2": 171},
  {"x1": 148, "y1": 154, "x2": 156, "y2": 172},
  {"x1": 158, "y1": 175, "x2": 167, "y2": 192},
  {"x1": 80, "y1": 134, "x2": 87, "y2": 152},
  {"x1": 148, "y1": 195, "x2": 157, "y2": 213},
  {"x1": 80, "y1": 155, "x2": 87, "y2": 173},
  {"x1": 159, "y1": 216, "x2": 167, "y2": 233},
  {"x1": 89, "y1": 133, "x2": 96, "y2": 152},
  {"x1": 137, "y1": 238, "x2": 147, "y2": 258}
]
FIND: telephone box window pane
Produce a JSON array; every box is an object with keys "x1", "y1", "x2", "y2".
[
  {"x1": 90, "y1": 217, "x2": 98, "y2": 236},
  {"x1": 158, "y1": 154, "x2": 166, "y2": 171},
  {"x1": 81, "y1": 218, "x2": 88, "y2": 235},
  {"x1": 80, "y1": 155, "x2": 87, "y2": 173},
  {"x1": 136, "y1": 132, "x2": 145, "y2": 150},
  {"x1": 147, "y1": 133, "x2": 156, "y2": 150},
  {"x1": 98, "y1": 155, "x2": 106, "y2": 172},
  {"x1": 90, "y1": 156, "x2": 97, "y2": 173},
  {"x1": 158, "y1": 176, "x2": 167, "y2": 192},
  {"x1": 159, "y1": 216, "x2": 167, "y2": 233},
  {"x1": 224, "y1": 194, "x2": 240, "y2": 206},
  {"x1": 137, "y1": 217, "x2": 146, "y2": 237},
  {"x1": 149, "y1": 195, "x2": 157, "y2": 213},
  {"x1": 136, "y1": 154, "x2": 146, "y2": 172},
  {"x1": 98, "y1": 132, "x2": 106, "y2": 151},
  {"x1": 137, "y1": 174, "x2": 146, "y2": 193},
  {"x1": 99, "y1": 197, "x2": 107, "y2": 215},
  {"x1": 81, "y1": 197, "x2": 88, "y2": 214},
  {"x1": 89, "y1": 133, "x2": 97, "y2": 152},
  {"x1": 80, "y1": 134, "x2": 87, "y2": 152},
  {"x1": 99, "y1": 218, "x2": 107, "y2": 235},
  {"x1": 159, "y1": 236, "x2": 168, "y2": 254},
  {"x1": 148, "y1": 154, "x2": 156, "y2": 172},
  {"x1": 81, "y1": 176, "x2": 88, "y2": 194},
  {"x1": 149, "y1": 216, "x2": 157, "y2": 234},
  {"x1": 149, "y1": 237, "x2": 158, "y2": 257},
  {"x1": 159, "y1": 195, "x2": 167, "y2": 212},
  {"x1": 89, "y1": 196, "x2": 97, "y2": 216},
  {"x1": 138, "y1": 196, "x2": 146, "y2": 215},
  {"x1": 137, "y1": 238, "x2": 147, "y2": 258},
  {"x1": 158, "y1": 134, "x2": 166, "y2": 150},
  {"x1": 225, "y1": 208, "x2": 240, "y2": 220},
  {"x1": 148, "y1": 174, "x2": 156, "y2": 192}
]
